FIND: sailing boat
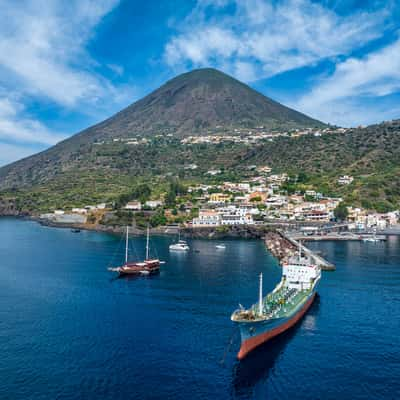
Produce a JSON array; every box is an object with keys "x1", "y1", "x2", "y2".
[
  {"x1": 169, "y1": 229, "x2": 190, "y2": 251},
  {"x1": 110, "y1": 226, "x2": 161, "y2": 276}
]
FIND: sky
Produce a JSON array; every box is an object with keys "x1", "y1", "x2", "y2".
[{"x1": 0, "y1": 0, "x2": 399, "y2": 166}]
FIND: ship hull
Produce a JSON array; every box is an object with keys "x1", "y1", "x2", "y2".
[
  {"x1": 117, "y1": 260, "x2": 160, "y2": 276},
  {"x1": 236, "y1": 291, "x2": 316, "y2": 360}
]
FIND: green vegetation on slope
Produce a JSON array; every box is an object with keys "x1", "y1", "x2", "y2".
[{"x1": 2, "y1": 120, "x2": 399, "y2": 213}]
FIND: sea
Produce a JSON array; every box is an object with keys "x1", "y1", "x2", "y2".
[{"x1": 0, "y1": 217, "x2": 399, "y2": 399}]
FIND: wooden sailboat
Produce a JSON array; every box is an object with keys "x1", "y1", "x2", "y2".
[{"x1": 109, "y1": 226, "x2": 161, "y2": 276}]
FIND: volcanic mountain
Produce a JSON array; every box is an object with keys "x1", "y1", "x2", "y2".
[
  {"x1": 77, "y1": 67, "x2": 324, "y2": 140},
  {"x1": 0, "y1": 68, "x2": 324, "y2": 190}
]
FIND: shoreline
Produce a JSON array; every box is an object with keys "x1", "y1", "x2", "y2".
[
  {"x1": 25, "y1": 216, "x2": 274, "y2": 240},
  {"x1": 3, "y1": 214, "x2": 398, "y2": 240}
]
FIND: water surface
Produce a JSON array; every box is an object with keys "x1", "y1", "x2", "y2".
[{"x1": 0, "y1": 218, "x2": 399, "y2": 399}]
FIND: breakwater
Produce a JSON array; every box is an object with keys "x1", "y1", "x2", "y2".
[{"x1": 265, "y1": 231, "x2": 335, "y2": 271}]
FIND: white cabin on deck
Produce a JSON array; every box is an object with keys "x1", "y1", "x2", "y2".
[{"x1": 282, "y1": 257, "x2": 321, "y2": 290}]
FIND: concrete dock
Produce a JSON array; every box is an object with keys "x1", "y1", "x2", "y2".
[{"x1": 290, "y1": 232, "x2": 386, "y2": 241}]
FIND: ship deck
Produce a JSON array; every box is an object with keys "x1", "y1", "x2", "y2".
[{"x1": 233, "y1": 283, "x2": 311, "y2": 322}]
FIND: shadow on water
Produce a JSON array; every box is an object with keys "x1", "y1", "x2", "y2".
[{"x1": 231, "y1": 295, "x2": 321, "y2": 396}]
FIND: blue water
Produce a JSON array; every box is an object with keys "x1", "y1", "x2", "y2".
[{"x1": 0, "y1": 218, "x2": 399, "y2": 399}]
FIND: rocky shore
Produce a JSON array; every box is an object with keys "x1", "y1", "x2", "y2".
[
  {"x1": 33, "y1": 217, "x2": 274, "y2": 239},
  {"x1": 0, "y1": 197, "x2": 26, "y2": 217},
  {"x1": 264, "y1": 231, "x2": 296, "y2": 263}
]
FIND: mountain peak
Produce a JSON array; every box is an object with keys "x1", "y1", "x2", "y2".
[
  {"x1": 0, "y1": 68, "x2": 325, "y2": 189},
  {"x1": 87, "y1": 67, "x2": 323, "y2": 142}
]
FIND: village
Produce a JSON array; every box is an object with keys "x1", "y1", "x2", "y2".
[
  {"x1": 40, "y1": 163, "x2": 399, "y2": 235},
  {"x1": 91, "y1": 126, "x2": 350, "y2": 147},
  {"x1": 180, "y1": 126, "x2": 349, "y2": 145}
]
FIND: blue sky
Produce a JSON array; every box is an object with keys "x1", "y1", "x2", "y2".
[{"x1": 0, "y1": 0, "x2": 400, "y2": 165}]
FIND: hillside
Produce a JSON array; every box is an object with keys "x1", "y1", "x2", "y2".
[
  {"x1": 242, "y1": 120, "x2": 400, "y2": 211},
  {"x1": 0, "y1": 68, "x2": 399, "y2": 213},
  {"x1": 0, "y1": 120, "x2": 399, "y2": 213},
  {"x1": 0, "y1": 68, "x2": 324, "y2": 190}
]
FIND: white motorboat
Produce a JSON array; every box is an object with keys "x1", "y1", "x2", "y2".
[{"x1": 169, "y1": 240, "x2": 190, "y2": 251}]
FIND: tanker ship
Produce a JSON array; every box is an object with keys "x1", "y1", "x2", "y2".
[{"x1": 231, "y1": 253, "x2": 321, "y2": 359}]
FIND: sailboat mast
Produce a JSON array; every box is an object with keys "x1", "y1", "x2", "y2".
[
  {"x1": 146, "y1": 225, "x2": 150, "y2": 260},
  {"x1": 258, "y1": 273, "x2": 263, "y2": 315},
  {"x1": 298, "y1": 240, "x2": 301, "y2": 261},
  {"x1": 125, "y1": 226, "x2": 129, "y2": 264}
]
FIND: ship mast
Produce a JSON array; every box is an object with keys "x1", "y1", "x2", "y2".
[
  {"x1": 258, "y1": 273, "x2": 263, "y2": 315},
  {"x1": 125, "y1": 226, "x2": 129, "y2": 264},
  {"x1": 146, "y1": 225, "x2": 150, "y2": 260},
  {"x1": 298, "y1": 240, "x2": 301, "y2": 261}
]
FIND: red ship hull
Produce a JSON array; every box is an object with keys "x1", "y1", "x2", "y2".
[{"x1": 237, "y1": 292, "x2": 316, "y2": 360}]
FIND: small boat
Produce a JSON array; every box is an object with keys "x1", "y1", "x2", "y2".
[
  {"x1": 216, "y1": 244, "x2": 226, "y2": 249},
  {"x1": 109, "y1": 226, "x2": 161, "y2": 276},
  {"x1": 169, "y1": 230, "x2": 190, "y2": 252},
  {"x1": 363, "y1": 237, "x2": 379, "y2": 242},
  {"x1": 169, "y1": 240, "x2": 190, "y2": 251},
  {"x1": 71, "y1": 228, "x2": 81, "y2": 233},
  {"x1": 362, "y1": 230, "x2": 382, "y2": 243}
]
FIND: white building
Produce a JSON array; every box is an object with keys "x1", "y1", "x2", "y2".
[
  {"x1": 266, "y1": 195, "x2": 287, "y2": 207},
  {"x1": 217, "y1": 205, "x2": 254, "y2": 225},
  {"x1": 192, "y1": 210, "x2": 221, "y2": 226},
  {"x1": 192, "y1": 206, "x2": 255, "y2": 226},
  {"x1": 72, "y1": 208, "x2": 87, "y2": 214},
  {"x1": 206, "y1": 169, "x2": 222, "y2": 176},
  {"x1": 338, "y1": 175, "x2": 354, "y2": 185},
  {"x1": 305, "y1": 190, "x2": 317, "y2": 197},
  {"x1": 145, "y1": 200, "x2": 163, "y2": 209},
  {"x1": 238, "y1": 183, "x2": 251, "y2": 192},
  {"x1": 184, "y1": 164, "x2": 198, "y2": 170},
  {"x1": 125, "y1": 201, "x2": 142, "y2": 211}
]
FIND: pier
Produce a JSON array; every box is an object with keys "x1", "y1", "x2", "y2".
[
  {"x1": 265, "y1": 231, "x2": 336, "y2": 271},
  {"x1": 290, "y1": 232, "x2": 386, "y2": 241}
]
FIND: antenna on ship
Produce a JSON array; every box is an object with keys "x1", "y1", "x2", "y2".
[
  {"x1": 258, "y1": 273, "x2": 263, "y2": 315},
  {"x1": 125, "y1": 226, "x2": 129, "y2": 264},
  {"x1": 298, "y1": 240, "x2": 301, "y2": 261},
  {"x1": 146, "y1": 224, "x2": 150, "y2": 260}
]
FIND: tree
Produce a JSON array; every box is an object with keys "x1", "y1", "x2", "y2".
[
  {"x1": 165, "y1": 189, "x2": 176, "y2": 207},
  {"x1": 297, "y1": 172, "x2": 308, "y2": 183},
  {"x1": 334, "y1": 203, "x2": 349, "y2": 221},
  {"x1": 131, "y1": 184, "x2": 151, "y2": 203},
  {"x1": 150, "y1": 210, "x2": 167, "y2": 227}
]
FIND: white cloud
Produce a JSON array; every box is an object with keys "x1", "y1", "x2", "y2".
[
  {"x1": 0, "y1": 97, "x2": 66, "y2": 145},
  {"x1": 164, "y1": 0, "x2": 389, "y2": 80},
  {"x1": 0, "y1": 0, "x2": 133, "y2": 165},
  {"x1": 295, "y1": 38, "x2": 400, "y2": 126},
  {"x1": 0, "y1": 0, "x2": 121, "y2": 107}
]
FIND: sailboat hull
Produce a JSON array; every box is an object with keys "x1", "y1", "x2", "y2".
[{"x1": 117, "y1": 260, "x2": 160, "y2": 276}]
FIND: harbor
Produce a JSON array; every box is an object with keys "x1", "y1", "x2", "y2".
[
  {"x1": 265, "y1": 230, "x2": 336, "y2": 270},
  {"x1": 1, "y1": 217, "x2": 400, "y2": 399}
]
